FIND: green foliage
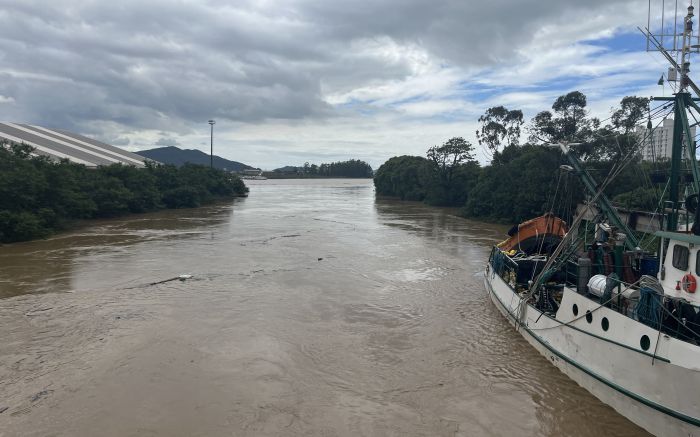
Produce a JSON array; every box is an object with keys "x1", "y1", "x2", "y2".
[
  {"x1": 425, "y1": 137, "x2": 478, "y2": 206},
  {"x1": 476, "y1": 106, "x2": 524, "y2": 156},
  {"x1": 612, "y1": 96, "x2": 650, "y2": 133},
  {"x1": 375, "y1": 91, "x2": 664, "y2": 227},
  {"x1": 464, "y1": 144, "x2": 580, "y2": 222},
  {"x1": 613, "y1": 187, "x2": 663, "y2": 211},
  {"x1": 0, "y1": 142, "x2": 248, "y2": 243},
  {"x1": 374, "y1": 155, "x2": 432, "y2": 201},
  {"x1": 275, "y1": 159, "x2": 373, "y2": 178},
  {"x1": 374, "y1": 138, "x2": 481, "y2": 206},
  {"x1": 528, "y1": 91, "x2": 599, "y2": 147}
]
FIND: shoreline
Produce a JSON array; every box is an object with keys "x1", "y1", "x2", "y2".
[{"x1": 0, "y1": 195, "x2": 246, "y2": 247}]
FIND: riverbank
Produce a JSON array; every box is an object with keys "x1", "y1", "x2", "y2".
[{"x1": 0, "y1": 143, "x2": 248, "y2": 244}]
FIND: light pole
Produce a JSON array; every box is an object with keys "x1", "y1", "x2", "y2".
[{"x1": 208, "y1": 119, "x2": 216, "y2": 168}]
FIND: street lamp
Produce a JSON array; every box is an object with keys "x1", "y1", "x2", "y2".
[{"x1": 208, "y1": 119, "x2": 216, "y2": 168}]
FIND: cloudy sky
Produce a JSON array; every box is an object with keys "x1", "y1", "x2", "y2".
[{"x1": 0, "y1": 0, "x2": 687, "y2": 169}]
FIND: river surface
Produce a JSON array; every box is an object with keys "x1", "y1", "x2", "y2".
[{"x1": 0, "y1": 179, "x2": 648, "y2": 436}]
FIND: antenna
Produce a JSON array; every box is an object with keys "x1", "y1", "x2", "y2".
[
  {"x1": 646, "y1": 0, "x2": 699, "y2": 54},
  {"x1": 643, "y1": 1, "x2": 700, "y2": 94}
]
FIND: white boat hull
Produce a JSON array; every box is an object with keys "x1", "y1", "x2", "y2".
[{"x1": 484, "y1": 267, "x2": 700, "y2": 437}]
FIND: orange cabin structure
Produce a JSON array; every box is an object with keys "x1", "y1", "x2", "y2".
[{"x1": 497, "y1": 213, "x2": 568, "y2": 255}]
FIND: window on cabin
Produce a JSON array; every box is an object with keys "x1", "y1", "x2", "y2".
[{"x1": 672, "y1": 245, "x2": 689, "y2": 271}]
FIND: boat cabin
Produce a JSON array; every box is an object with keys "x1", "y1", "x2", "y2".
[{"x1": 658, "y1": 231, "x2": 700, "y2": 306}]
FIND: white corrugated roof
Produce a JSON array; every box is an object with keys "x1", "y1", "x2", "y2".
[{"x1": 0, "y1": 123, "x2": 150, "y2": 167}]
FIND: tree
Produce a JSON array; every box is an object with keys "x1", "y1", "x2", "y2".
[
  {"x1": 582, "y1": 96, "x2": 650, "y2": 161},
  {"x1": 528, "y1": 91, "x2": 598, "y2": 145},
  {"x1": 552, "y1": 91, "x2": 588, "y2": 139},
  {"x1": 476, "y1": 106, "x2": 524, "y2": 157},
  {"x1": 463, "y1": 144, "x2": 577, "y2": 222},
  {"x1": 425, "y1": 137, "x2": 477, "y2": 205},
  {"x1": 611, "y1": 96, "x2": 649, "y2": 134},
  {"x1": 374, "y1": 156, "x2": 432, "y2": 201},
  {"x1": 427, "y1": 137, "x2": 475, "y2": 182}
]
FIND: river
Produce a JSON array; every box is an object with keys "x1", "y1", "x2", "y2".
[{"x1": 0, "y1": 179, "x2": 648, "y2": 436}]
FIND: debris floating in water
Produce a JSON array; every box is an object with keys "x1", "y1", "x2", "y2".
[
  {"x1": 24, "y1": 307, "x2": 54, "y2": 317},
  {"x1": 149, "y1": 274, "x2": 194, "y2": 286}
]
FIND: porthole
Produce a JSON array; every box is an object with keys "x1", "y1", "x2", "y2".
[
  {"x1": 585, "y1": 310, "x2": 593, "y2": 324},
  {"x1": 640, "y1": 335, "x2": 651, "y2": 351},
  {"x1": 601, "y1": 317, "x2": 609, "y2": 331},
  {"x1": 572, "y1": 304, "x2": 579, "y2": 316}
]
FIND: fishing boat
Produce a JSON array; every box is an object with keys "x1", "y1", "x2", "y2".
[{"x1": 484, "y1": 6, "x2": 700, "y2": 437}]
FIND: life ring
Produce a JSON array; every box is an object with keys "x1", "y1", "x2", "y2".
[{"x1": 681, "y1": 274, "x2": 697, "y2": 293}]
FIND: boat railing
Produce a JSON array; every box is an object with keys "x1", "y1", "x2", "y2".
[
  {"x1": 489, "y1": 247, "x2": 519, "y2": 285},
  {"x1": 563, "y1": 261, "x2": 700, "y2": 344}
]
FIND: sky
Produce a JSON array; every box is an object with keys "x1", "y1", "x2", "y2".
[{"x1": 0, "y1": 0, "x2": 692, "y2": 169}]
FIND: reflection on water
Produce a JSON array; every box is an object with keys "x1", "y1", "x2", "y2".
[{"x1": 0, "y1": 179, "x2": 649, "y2": 436}]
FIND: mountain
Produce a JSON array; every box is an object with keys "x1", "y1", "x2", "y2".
[{"x1": 135, "y1": 146, "x2": 253, "y2": 171}]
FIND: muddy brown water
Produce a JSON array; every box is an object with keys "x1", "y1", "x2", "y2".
[{"x1": 0, "y1": 179, "x2": 649, "y2": 436}]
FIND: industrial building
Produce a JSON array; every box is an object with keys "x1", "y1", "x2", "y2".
[{"x1": 0, "y1": 122, "x2": 149, "y2": 167}]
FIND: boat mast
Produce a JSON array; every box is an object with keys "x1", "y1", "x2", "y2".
[
  {"x1": 557, "y1": 143, "x2": 640, "y2": 250},
  {"x1": 645, "y1": 4, "x2": 700, "y2": 231}
]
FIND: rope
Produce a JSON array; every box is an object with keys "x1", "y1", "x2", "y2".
[
  {"x1": 526, "y1": 276, "x2": 644, "y2": 332},
  {"x1": 636, "y1": 276, "x2": 664, "y2": 328}
]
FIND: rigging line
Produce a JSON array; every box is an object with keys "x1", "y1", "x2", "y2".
[
  {"x1": 517, "y1": 190, "x2": 605, "y2": 326},
  {"x1": 519, "y1": 107, "x2": 675, "y2": 327},
  {"x1": 588, "y1": 101, "x2": 672, "y2": 141},
  {"x1": 639, "y1": 179, "x2": 671, "y2": 251},
  {"x1": 531, "y1": 124, "x2": 650, "y2": 298},
  {"x1": 593, "y1": 96, "x2": 672, "y2": 128},
  {"x1": 588, "y1": 105, "x2": 673, "y2": 144},
  {"x1": 656, "y1": 298, "x2": 700, "y2": 340},
  {"x1": 610, "y1": 107, "x2": 674, "y2": 176},
  {"x1": 548, "y1": 170, "x2": 563, "y2": 215},
  {"x1": 687, "y1": 108, "x2": 700, "y2": 159}
]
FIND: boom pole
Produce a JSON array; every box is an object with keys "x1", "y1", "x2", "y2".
[{"x1": 557, "y1": 143, "x2": 640, "y2": 250}]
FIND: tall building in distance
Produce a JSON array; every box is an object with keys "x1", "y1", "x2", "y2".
[{"x1": 636, "y1": 118, "x2": 696, "y2": 161}]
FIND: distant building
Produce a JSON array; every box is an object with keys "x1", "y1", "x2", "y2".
[
  {"x1": 240, "y1": 168, "x2": 263, "y2": 177},
  {"x1": 636, "y1": 118, "x2": 696, "y2": 161},
  {"x1": 0, "y1": 122, "x2": 150, "y2": 167}
]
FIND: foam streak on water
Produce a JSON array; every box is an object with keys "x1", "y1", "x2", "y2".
[{"x1": 0, "y1": 179, "x2": 648, "y2": 436}]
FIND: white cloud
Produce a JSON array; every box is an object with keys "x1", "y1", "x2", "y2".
[{"x1": 0, "y1": 0, "x2": 681, "y2": 168}]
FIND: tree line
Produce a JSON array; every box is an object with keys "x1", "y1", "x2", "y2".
[
  {"x1": 0, "y1": 142, "x2": 248, "y2": 243},
  {"x1": 274, "y1": 159, "x2": 373, "y2": 178},
  {"x1": 375, "y1": 91, "x2": 666, "y2": 223}
]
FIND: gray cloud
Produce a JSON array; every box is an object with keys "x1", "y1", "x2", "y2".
[
  {"x1": 0, "y1": 0, "x2": 647, "y2": 167},
  {"x1": 155, "y1": 137, "x2": 180, "y2": 147}
]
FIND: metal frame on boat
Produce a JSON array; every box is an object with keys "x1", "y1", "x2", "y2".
[{"x1": 484, "y1": 5, "x2": 700, "y2": 436}]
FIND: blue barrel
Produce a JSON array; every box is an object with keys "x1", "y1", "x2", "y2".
[{"x1": 640, "y1": 256, "x2": 659, "y2": 277}]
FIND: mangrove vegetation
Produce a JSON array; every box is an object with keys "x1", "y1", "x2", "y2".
[
  {"x1": 271, "y1": 159, "x2": 373, "y2": 178},
  {"x1": 375, "y1": 91, "x2": 669, "y2": 224},
  {"x1": 0, "y1": 142, "x2": 248, "y2": 243}
]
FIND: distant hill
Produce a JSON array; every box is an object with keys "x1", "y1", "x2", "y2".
[{"x1": 136, "y1": 146, "x2": 253, "y2": 172}]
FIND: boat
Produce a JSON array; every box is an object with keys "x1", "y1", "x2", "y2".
[
  {"x1": 484, "y1": 6, "x2": 700, "y2": 436},
  {"x1": 240, "y1": 169, "x2": 267, "y2": 180}
]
